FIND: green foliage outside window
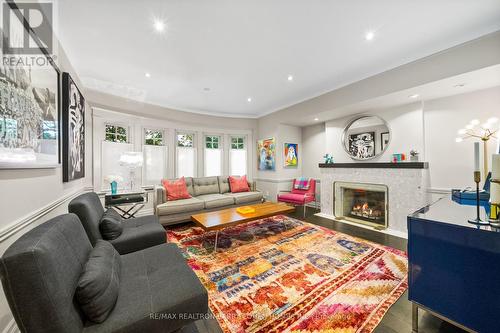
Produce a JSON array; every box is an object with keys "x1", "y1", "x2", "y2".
[
  {"x1": 177, "y1": 133, "x2": 194, "y2": 147},
  {"x1": 231, "y1": 136, "x2": 244, "y2": 149},
  {"x1": 145, "y1": 129, "x2": 163, "y2": 145},
  {"x1": 205, "y1": 136, "x2": 220, "y2": 149},
  {"x1": 105, "y1": 124, "x2": 127, "y2": 143}
]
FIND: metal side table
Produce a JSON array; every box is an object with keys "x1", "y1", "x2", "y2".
[{"x1": 104, "y1": 190, "x2": 148, "y2": 219}]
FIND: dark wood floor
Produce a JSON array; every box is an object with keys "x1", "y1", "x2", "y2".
[{"x1": 178, "y1": 207, "x2": 467, "y2": 333}]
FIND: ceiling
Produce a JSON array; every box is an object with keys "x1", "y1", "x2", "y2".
[{"x1": 57, "y1": 0, "x2": 500, "y2": 118}]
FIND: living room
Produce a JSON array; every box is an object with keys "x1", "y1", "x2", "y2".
[{"x1": 1, "y1": 1, "x2": 500, "y2": 333}]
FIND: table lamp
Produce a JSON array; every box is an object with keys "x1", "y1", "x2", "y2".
[{"x1": 119, "y1": 152, "x2": 143, "y2": 190}]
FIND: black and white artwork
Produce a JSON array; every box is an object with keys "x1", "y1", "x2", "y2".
[
  {"x1": 0, "y1": 54, "x2": 60, "y2": 169},
  {"x1": 381, "y1": 132, "x2": 390, "y2": 151},
  {"x1": 349, "y1": 132, "x2": 375, "y2": 159},
  {"x1": 62, "y1": 72, "x2": 85, "y2": 182}
]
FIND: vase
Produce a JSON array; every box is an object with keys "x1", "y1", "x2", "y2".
[{"x1": 110, "y1": 181, "x2": 117, "y2": 195}]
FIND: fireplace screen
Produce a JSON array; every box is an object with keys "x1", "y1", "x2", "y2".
[{"x1": 334, "y1": 182, "x2": 388, "y2": 229}]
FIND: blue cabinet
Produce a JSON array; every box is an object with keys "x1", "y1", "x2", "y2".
[{"x1": 408, "y1": 197, "x2": 500, "y2": 333}]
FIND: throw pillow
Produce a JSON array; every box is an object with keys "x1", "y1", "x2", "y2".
[
  {"x1": 99, "y1": 209, "x2": 123, "y2": 240},
  {"x1": 162, "y1": 177, "x2": 192, "y2": 201},
  {"x1": 229, "y1": 175, "x2": 250, "y2": 193},
  {"x1": 76, "y1": 240, "x2": 121, "y2": 323}
]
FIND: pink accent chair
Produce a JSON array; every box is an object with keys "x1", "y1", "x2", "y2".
[{"x1": 277, "y1": 179, "x2": 316, "y2": 217}]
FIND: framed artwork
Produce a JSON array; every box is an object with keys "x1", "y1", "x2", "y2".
[
  {"x1": 257, "y1": 137, "x2": 276, "y2": 171},
  {"x1": 381, "y1": 132, "x2": 390, "y2": 151},
  {"x1": 284, "y1": 143, "x2": 298, "y2": 168},
  {"x1": 62, "y1": 72, "x2": 85, "y2": 182},
  {"x1": 348, "y1": 132, "x2": 375, "y2": 159},
  {"x1": 0, "y1": 27, "x2": 60, "y2": 168}
]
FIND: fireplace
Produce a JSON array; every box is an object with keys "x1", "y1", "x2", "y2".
[{"x1": 334, "y1": 181, "x2": 388, "y2": 229}]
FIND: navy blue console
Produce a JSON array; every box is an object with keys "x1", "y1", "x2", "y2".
[{"x1": 408, "y1": 196, "x2": 500, "y2": 333}]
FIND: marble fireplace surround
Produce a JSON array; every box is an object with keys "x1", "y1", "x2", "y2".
[{"x1": 318, "y1": 164, "x2": 430, "y2": 238}]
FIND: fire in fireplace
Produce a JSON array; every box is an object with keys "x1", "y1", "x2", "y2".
[{"x1": 334, "y1": 182, "x2": 388, "y2": 229}]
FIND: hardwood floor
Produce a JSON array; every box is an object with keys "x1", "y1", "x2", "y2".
[{"x1": 176, "y1": 207, "x2": 467, "y2": 333}]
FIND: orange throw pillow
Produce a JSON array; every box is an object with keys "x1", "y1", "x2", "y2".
[
  {"x1": 229, "y1": 175, "x2": 250, "y2": 193},
  {"x1": 162, "y1": 177, "x2": 191, "y2": 201}
]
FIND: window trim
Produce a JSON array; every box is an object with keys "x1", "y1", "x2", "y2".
[
  {"x1": 105, "y1": 122, "x2": 129, "y2": 143},
  {"x1": 175, "y1": 131, "x2": 197, "y2": 178}
]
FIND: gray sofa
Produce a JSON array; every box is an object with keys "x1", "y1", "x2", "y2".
[
  {"x1": 69, "y1": 192, "x2": 166, "y2": 254},
  {"x1": 155, "y1": 176, "x2": 264, "y2": 225},
  {"x1": 0, "y1": 213, "x2": 208, "y2": 333}
]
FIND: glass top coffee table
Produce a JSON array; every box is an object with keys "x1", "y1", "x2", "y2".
[{"x1": 191, "y1": 202, "x2": 295, "y2": 252}]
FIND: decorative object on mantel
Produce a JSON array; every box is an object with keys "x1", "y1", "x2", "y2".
[
  {"x1": 489, "y1": 154, "x2": 500, "y2": 226},
  {"x1": 342, "y1": 115, "x2": 390, "y2": 160},
  {"x1": 104, "y1": 175, "x2": 123, "y2": 195},
  {"x1": 323, "y1": 154, "x2": 334, "y2": 164},
  {"x1": 468, "y1": 142, "x2": 489, "y2": 225},
  {"x1": 455, "y1": 117, "x2": 498, "y2": 178},
  {"x1": 119, "y1": 152, "x2": 143, "y2": 190},
  {"x1": 410, "y1": 150, "x2": 419, "y2": 162},
  {"x1": 392, "y1": 153, "x2": 406, "y2": 163}
]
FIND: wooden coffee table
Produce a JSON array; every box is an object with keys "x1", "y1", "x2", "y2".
[{"x1": 191, "y1": 202, "x2": 295, "y2": 252}]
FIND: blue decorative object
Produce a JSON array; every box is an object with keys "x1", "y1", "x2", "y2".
[
  {"x1": 110, "y1": 181, "x2": 117, "y2": 195},
  {"x1": 323, "y1": 154, "x2": 334, "y2": 164}
]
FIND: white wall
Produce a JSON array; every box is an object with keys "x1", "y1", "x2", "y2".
[
  {"x1": 301, "y1": 85, "x2": 500, "y2": 192},
  {"x1": 255, "y1": 120, "x2": 302, "y2": 201},
  {"x1": 324, "y1": 103, "x2": 425, "y2": 163},
  {"x1": 424, "y1": 86, "x2": 500, "y2": 190}
]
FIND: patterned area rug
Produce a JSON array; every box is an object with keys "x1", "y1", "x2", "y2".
[{"x1": 167, "y1": 215, "x2": 408, "y2": 333}]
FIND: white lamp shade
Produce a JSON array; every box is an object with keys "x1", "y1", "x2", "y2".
[{"x1": 119, "y1": 152, "x2": 143, "y2": 168}]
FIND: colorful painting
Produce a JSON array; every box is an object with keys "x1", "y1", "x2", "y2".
[
  {"x1": 168, "y1": 216, "x2": 408, "y2": 333},
  {"x1": 284, "y1": 143, "x2": 298, "y2": 168},
  {"x1": 257, "y1": 137, "x2": 276, "y2": 171}
]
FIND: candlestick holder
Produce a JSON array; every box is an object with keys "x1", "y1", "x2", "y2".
[
  {"x1": 489, "y1": 178, "x2": 500, "y2": 227},
  {"x1": 468, "y1": 171, "x2": 489, "y2": 225}
]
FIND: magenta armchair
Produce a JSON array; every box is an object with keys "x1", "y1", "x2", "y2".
[{"x1": 277, "y1": 178, "x2": 316, "y2": 217}]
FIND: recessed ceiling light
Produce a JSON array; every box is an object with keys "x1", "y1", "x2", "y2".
[
  {"x1": 365, "y1": 31, "x2": 375, "y2": 41},
  {"x1": 314, "y1": 118, "x2": 319, "y2": 121},
  {"x1": 203, "y1": 87, "x2": 210, "y2": 92},
  {"x1": 247, "y1": 97, "x2": 252, "y2": 102},
  {"x1": 287, "y1": 75, "x2": 294, "y2": 81},
  {"x1": 145, "y1": 72, "x2": 151, "y2": 78},
  {"x1": 454, "y1": 83, "x2": 466, "y2": 88},
  {"x1": 153, "y1": 19, "x2": 166, "y2": 32},
  {"x1": 409, "y1": 94, "x2": 420, "y2": 99}
]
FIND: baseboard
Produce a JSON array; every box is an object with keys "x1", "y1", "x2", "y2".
[
  {"x1": 315, "y1": 212, "x2": 408, "y2": 239},
  {"x1": 0, "y1": 186, "x2": 93, "y2": 243}
]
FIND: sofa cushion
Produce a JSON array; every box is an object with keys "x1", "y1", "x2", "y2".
[
  {"x1": 157, "y1": 197, "x2": 205, "y2": 215},
  {"x1": 99, "y1": 209, "x2": 123, "y2": 240},
  {"x1": 218, "y1": 176, "x2": 230, "y2": 194},
  {"x1": 193, "y1": 176, "x2": 220, "y2": 196},
  {"x1": 224, "y1": 191, "x2": 263, "y2": 204},
  {"x1": 229, "y1": 175, "x2": 250, "y2": 193},
  {"x1": 109, "y1": 216, "x2": 166, "y2": 254},
  {"x1": 83, "y1": 243, "x2": 208, "y2": 333},
  {"x1": 197, "y1": 193, "x2": 235, "y2": 209},
  {"x1": 76, "y1": 240, "x2": 121, "y2": 323},
  {"x1": 162, "y1": 177, "x2": 192, "y2": 201},
  {"x1": 69, "y1": 192, "x2": 105, "y2": 246}
]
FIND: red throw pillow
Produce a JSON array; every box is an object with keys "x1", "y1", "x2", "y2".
[
  {"x1": 161, "y1": 177, "x2": 191, "y2": 201},
  {"x1": 229, "y1": 175, "x2": 250, "y2": 193}
]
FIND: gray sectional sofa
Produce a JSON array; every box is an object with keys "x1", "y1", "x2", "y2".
[{"x1": 155, "y1": 176, "x2": 264, "y2": 225}]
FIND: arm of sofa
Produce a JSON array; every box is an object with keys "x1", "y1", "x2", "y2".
[
  {"x1": 154, "y1": 185, "x2": 166, "y2": 214},
  {"x1": 247, "y1": 180, "x2": 257, "y2": 192}
]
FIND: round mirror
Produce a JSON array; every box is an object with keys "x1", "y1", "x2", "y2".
[{"x1": 342, "y1": 115, "x2": 390, "y2": 160}]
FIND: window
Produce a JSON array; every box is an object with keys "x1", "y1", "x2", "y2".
[
  {"x1": 176, "y1": 133, "x2": 196, "y2": 177},
  {"x1": 144, "y1": 129, "x2": 163, "y2": 146},
  {"x1": 204, "y1": 135, "x2": 222, "y2": 176},
  {"x1": 143, "y1": 128, "x2": 167, "y2": 185},
  {"x1": 105, "y1": 124, "x2": 128, "y2": 142},
  {"x1": 230, "y1": 136, "x2": 247, "y2": 176}
]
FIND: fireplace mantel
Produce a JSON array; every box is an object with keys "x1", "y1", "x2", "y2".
[{"x1": 318, "y1": 162, "x2": 428, "y2": 169}]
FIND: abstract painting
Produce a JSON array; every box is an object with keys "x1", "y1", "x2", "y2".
[
  {"x1": 284, "y1": 142, "x2": 298, "y2": 167},
  {"x1": 349, "y1": 132, "x2": 375, "y2": 159},
  {"x1": 257, "y1": 137, "x2": 275, "y2": 171},
  {"x1": 381, "y1": 132, "x2": 390, "y2": 151},
  {"x1": 0, "y1": 50, "x2": 60, "y2": 168},
  {"x1": 62, "y1": 72, "x2": 85, "y2": 182}
]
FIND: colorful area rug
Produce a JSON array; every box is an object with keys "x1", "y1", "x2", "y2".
[{"x1": 167, "y1": 215, "x2": 408, "y2": 333}]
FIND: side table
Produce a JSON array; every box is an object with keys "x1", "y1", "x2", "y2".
[{"x1": 104, "y1": 191, "x2": 148, "y2": 219}]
